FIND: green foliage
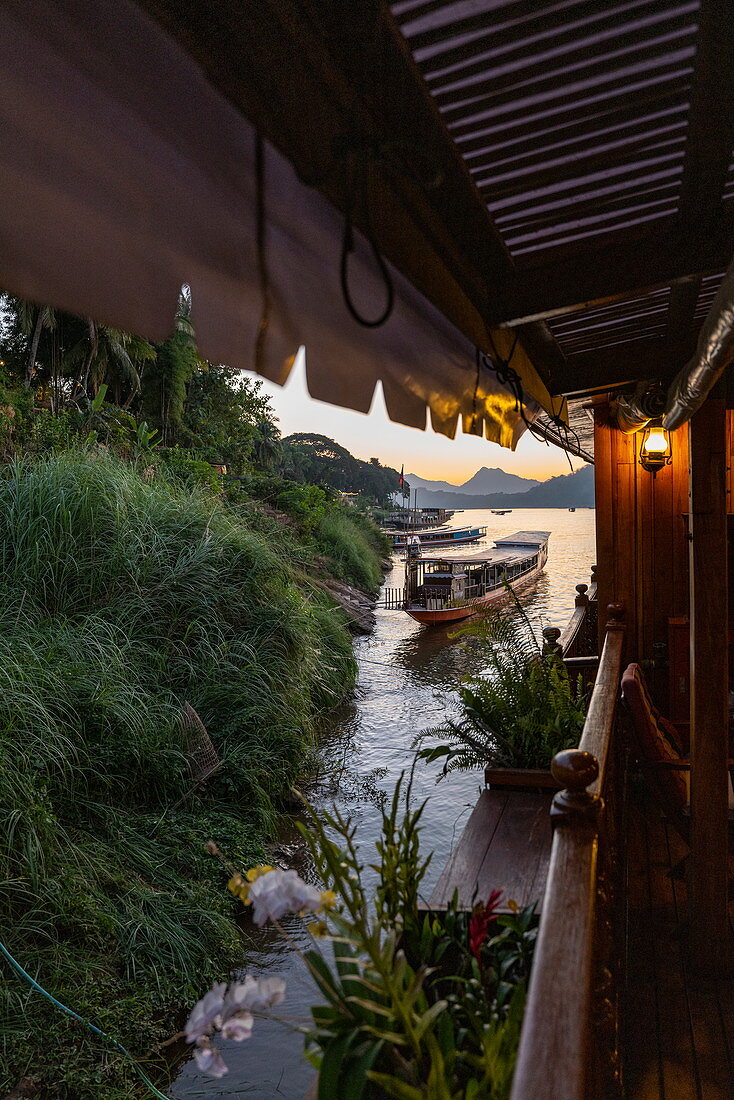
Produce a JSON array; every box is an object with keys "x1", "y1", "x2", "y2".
[
  {"x1": 313, "y1": 508, "x2": 389, "y2": 593},
  {"x1": 296, "y1": 778, "x2": 537, "y2": 1099},
  {"x1": 158, "y1": 447, "x2": 222, "y2": 491},
  {"x1": 177, "y1": 363, "x2": 277, "y2": 472},
  {"x1": 278, "y1": 483, "x2": 330, "y2": 533},
  {"x1": 417, "y1": 594, "x2": 588, "y2": 774},
  {"x1": 140, "y1": 290, "x2": 200, "y2": 442},
  {"x1": 0, "y1": 451, "x2": 361, "y2": 1097},
  {"x1": 282, "y1": 433, "x2": 403, "y2": 505}
]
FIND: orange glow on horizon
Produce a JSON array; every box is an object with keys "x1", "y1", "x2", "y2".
[{"x1": 244, "y1": 357, "x2": 585, "y2": 485}]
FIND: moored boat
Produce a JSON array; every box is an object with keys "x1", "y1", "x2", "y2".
[
  {"x1": 389, "y1": 524, "x2": 487, "y2": 550},
  {"x1": 387, "y1": 531, "x2": 550, "y2": 625}
]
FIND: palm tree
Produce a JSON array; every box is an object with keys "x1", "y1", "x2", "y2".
[
  {"x1": 8, "y1": 297, "x2": 56, "y2": 388},
  {"x1": 253, "y1": 414, "x2": 282, "y2": 468},
  {"x1": 66, "y1": 323, "x2": 156, "y2": 407}
]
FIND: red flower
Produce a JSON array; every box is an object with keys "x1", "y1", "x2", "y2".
[{"x1": 468, "y1": 889, "x2": 502, "y2": 960}]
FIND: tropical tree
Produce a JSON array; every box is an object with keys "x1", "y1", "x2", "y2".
[
  {"x1": 65, "y1": 321, "x2": 156, "y2": 406},
  {"x1": 141, "y1": 288, "x2": 200, "y2": 442}
]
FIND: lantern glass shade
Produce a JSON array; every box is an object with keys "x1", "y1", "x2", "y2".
[{"x1": 639, "y1": 422, "x2": 672, "y2": 473}]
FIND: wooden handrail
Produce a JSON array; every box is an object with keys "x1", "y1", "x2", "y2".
[
  {"x1": 558, "y1": 569, "x2": 600, "y2": 659},
  {"x1": 510, "y1": 605, "x2": 626, "y2": 1100}
]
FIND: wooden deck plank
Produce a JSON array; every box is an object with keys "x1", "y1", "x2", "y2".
[
  {"x1": 663, "y1": 826, "x2": 730, "y2": 1099},
  {"x1": 623, "y1": 794, "x2": 734, "y2": 1098},
  {"x1": 427, "y1": 788, "x2": 507, "y2": 909},
  {"x1": 474, "y1": 791, "x2": 552, "y2": 910},
  {"x1": 644, "y1": 804, "x2": 698, "y2": 1100},
  {"x1": 623, "y1": 798, "x2": 664, "y2": 1098}
]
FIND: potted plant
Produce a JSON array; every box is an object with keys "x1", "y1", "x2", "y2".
[{"x1": 416, "y1": 593, "x2": 588, "y2": 789}]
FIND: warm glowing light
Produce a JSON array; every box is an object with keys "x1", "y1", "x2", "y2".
[
  {"x1": 639, "y1": 421, "x2": 672, "y2": 475},
  {"x1": 641, "y1": 426, "x2": 669, "y2": 455}
]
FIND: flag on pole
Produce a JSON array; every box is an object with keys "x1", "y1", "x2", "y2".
[{"x1": 399, "y1": 465, "x2": 405, "y2": 495}]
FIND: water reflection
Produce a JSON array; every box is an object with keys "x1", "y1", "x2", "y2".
[{"x1": 172, "y1": 508, "x2": 596, "y2": 1099}]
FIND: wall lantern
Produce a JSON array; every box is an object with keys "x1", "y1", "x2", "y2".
[{"x1": 639, "y1": 420, "x2": 672, "y2": 475}]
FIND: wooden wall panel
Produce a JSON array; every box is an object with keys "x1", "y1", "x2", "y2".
[{"x1": 593, "y1": 405, "x2": 690, "y2": 683}]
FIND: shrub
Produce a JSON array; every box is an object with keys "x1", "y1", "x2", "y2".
[{"x1": 417, "y1": 593, "x2": 588, "y2": 774}]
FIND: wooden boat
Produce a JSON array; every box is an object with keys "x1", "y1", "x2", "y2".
[
  {"x1": 389, "y1": 524, "x2": 487, "y2": 549},
  {"x1": 400, "y1": 531, "x2": 550, "y2": 625},
  {"x1": 380, "y1": 507, "x2": 458, "y2": 530}
]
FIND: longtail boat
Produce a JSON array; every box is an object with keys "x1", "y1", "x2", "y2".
[
  {"x1": 395, "y1": 531, "x2": 549, "y2": 625},
  {"x1": 388, "y1": 524, "x2": 487, "y2": 550}
]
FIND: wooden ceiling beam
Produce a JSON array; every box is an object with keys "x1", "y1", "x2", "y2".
[
  {"x1": 549, "y1": 334, "x2": 690, "y2": 396},
  {"x1": 486, "y1": 214, "x2": 734, "y2": 326}
]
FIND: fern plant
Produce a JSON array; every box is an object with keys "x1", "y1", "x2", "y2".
[{"x1": 417, "y1": 591, "x2": 588, "y2": 774}]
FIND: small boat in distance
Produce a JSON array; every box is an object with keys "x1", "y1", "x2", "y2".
[
  {"x1": 568, "y1": 506, "x2": 576, "y2": 512},
  {"x1": 389, "y1": 524, "x2": 487, "y2": 550},
  {"x1": 385, "y1": 531, "x2": 550, "y2": 626}
]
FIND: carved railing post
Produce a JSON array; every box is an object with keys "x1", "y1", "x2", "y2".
[
  {"x1": 551, "y1": 749, "x2": 602, "y2": 827},
  {"x1": 575, "y1": 582, "x2": 589, "y2": 607},
  {"x1": 542, "y1": 625, "x2": 563, "y2": 665}
]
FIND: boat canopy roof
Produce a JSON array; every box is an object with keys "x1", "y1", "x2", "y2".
[
  {"x1": 417, "y1": 531, "x2": 550, "y2": 567},
  {"x1": 418, "y1": 548, "x2": 531, "y2": 568},
  {"x1": 493, "y1": 532, "x2": 551, "y2": 547}
]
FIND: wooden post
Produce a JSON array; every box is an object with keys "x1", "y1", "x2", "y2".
[
  {"x1": 542, "y1": 626, "x2": 562, "y2": 662},
  {"x1": 688, "y1": 392, "x2": 729, "y2": 973}
]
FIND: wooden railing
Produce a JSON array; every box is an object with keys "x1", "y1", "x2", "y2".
[
  {"x1": 511, "y1": 603, "x2": 626, "y2": 1100},
  {"x1": 558, "y1": 563, "x2": 598, "y2": 658}
]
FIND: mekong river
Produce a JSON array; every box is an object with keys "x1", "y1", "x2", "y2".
[{"x1": 172, "y1": 508, "x2": 596, "y2": 1099}]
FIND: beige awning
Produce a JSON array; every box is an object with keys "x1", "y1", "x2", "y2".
[{"x1": 0, "y1": 0, "x2": 563, "y2": 449}]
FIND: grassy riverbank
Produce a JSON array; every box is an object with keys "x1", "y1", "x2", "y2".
[{"x1": 0, "y1": 452, "x2": 386, "y2": 1098}]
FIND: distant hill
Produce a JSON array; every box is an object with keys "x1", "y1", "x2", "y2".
[
  {"x1": 411, "y1": 464, "x2": 594, "y2": 509},
  {"x1": 408, "y1": 466, "x2": 539, "y2": 499}
]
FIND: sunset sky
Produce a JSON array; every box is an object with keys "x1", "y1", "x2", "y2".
[{"x1": 245, "y1": 350, "x2": 585, "y2": 484}]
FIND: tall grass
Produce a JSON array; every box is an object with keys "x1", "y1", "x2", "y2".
[
  {"x1": 314, "y1": 508, "x2": 389, "y2": 593},
  {"x1": 0, "y1": 451, "x2": 361, "y2": 1097}
]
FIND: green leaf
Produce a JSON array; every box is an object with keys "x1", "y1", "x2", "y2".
[
  {"x1": 341, "y1": 1040, "x2": 385, "y2": 1100},
  {"x1": 367, "y1": 1072, "x2": 424, "y2": 1100},
  {"x1": 318, "y1": 1031, "x2": 357, "y2": 1100},
  {"x1": 91, "y1": 383, "x2": 108, "y2": 412}
]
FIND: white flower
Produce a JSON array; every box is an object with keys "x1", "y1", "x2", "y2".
[
  {"x1": 220, "y1": 1011, "x2": 254, "y2": 1041},
  {"x1": 193, "y1": 1037, "x2": 229, "y2": 1078},
  {"x1": 185, "y1": 982, "x2": 226, "y2": 1043},
  {"x1": 223, "y1": 975, "x2": 286, "y2": 1016},
  {"x1": 247, "y1": 868, "x2": 322, "y2": 926}
]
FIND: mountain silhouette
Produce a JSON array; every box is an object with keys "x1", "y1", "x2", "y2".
[
  {"x1": 409, "y1": 465, "x2": 594, "y2": 509},
  {"x1": 407, "y1": 466, "x2": 539, "y2": 498}
]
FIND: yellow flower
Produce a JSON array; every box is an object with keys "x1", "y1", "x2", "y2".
[
  {"x1": 507, "y1": 898, "x2": 519, "y2": 914},
  {"x1": 227, "y1": 874, "x2": 245, "y2": 897},
  {"x1": 319, "y1": 889, "x2": 338, "y2": 911},
  {"x1": 307, "y1": 920, "x2": 329, "y2": 939},
  {"x1": 246, "y1": 864, "x2": 274, "y2": 883}
]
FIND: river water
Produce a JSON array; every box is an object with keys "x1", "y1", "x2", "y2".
[{"x1": 171, "y1": 508, "x2": 596, "y2": 1099}]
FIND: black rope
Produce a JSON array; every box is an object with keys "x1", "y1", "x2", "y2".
[
  {"x1": 300, "y1": 131, "x2": 445, "y2": 330},
  {"x1": 479, "y1": 332, "x2": 584, "y2": 466},
  {"x1": 339, "y1": 149, "x2": 394, "y2": 328},
  {"x1": 481, "y1": 330, "x2": 535, "y2": 432}
]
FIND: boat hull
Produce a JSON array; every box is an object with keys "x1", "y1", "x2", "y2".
[{"x1": 405, "y1": 559, "x2": 544, "y2": 626}]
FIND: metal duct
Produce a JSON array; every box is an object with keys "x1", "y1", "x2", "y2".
[
  {"x1": 663, "y1": 257, "x2": 734, "y2": 431},
  {"x1": 614, "y1": 384, "x2": 666, "y2": 434}
]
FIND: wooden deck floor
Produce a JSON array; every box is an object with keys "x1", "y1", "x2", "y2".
[
  {"x1": 622, "y1": 793, "x2": 734, "y2": 1098},
  {"x1": 424, "y1": 787, "x2": 553, "y2": 913}
]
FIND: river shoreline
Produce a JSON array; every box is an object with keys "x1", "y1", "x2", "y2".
[{"x1": 172, "y1": 508, "x2": 597, "y2": 1099}]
